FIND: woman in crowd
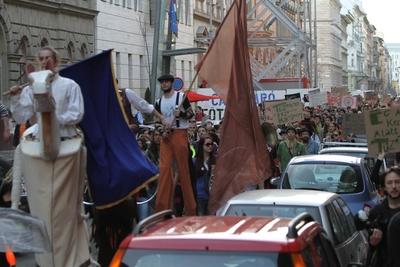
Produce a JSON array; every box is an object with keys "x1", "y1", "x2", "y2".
[{"x1": 194, "y1": 136, "x2": 216, "y2": 215}]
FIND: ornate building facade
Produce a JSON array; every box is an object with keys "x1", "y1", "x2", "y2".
[{"x1": 0, "y1": 0, "x2": 96, "y2": 100}]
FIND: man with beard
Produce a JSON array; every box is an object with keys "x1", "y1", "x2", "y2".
[
  {"x1": 154, "y1": 74, "x2": 196, "y2": 215},
  {"x1": 299, "y1": 128, "x2": 319, "y2": 155},
  {"x1": 367, "y1": 168, "x2": 400, "y2": 267}
]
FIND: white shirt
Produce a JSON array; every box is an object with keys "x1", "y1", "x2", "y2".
[
  {"x1": 159, "y1": 91, "x2": 189, "y2": 129},
  {"x1": 125, "y1": 88, "x2": 154, "y2": 114},
  {"x1": 10, "y1": 74, "x2": 84, "y2": 138}
]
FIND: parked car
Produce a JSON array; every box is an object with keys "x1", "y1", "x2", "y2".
[
  {"x1": 218, "y1": 189, "x2": 369, "y2": 267},
  {"x1": 319, "y1": 146, "x2": 385, "y2": 171},
  {"x1": 320, "y1": 142, "x2": 367, "y2": 150},
  {"x1": 279, "y1": 155, "x2": 381, "y2": 214},
  {"x1": 110, "y1": 210, "x2": 345, "y2": 267}
]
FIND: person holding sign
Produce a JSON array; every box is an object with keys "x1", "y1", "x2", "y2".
[{"x1": 276, "y1": 126, "x2": 306, "y2": 172}]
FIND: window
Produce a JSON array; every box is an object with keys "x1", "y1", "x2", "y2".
[
  {"x1": 122, "y1": 249, "x2": 286, "y2": 267},
  {"x1": 189, "y1": 61, "x2": 193, "y2": 84},
  {"x1": 115, "y1": 0, "x2": 120, "y2": 6},
  {"x1": 40, "y1": 38, "x2": 49, "y2": 48},
  {"x1": 80, "y1": 44, "x2": 88, "y2": 59},
  {"x1": 67, "y1": 42, "x2": 75, "y2": 62},
  {"x1": 139, "y1": 55, "x2": 145, "y2": 90},
  {"x1": 225, "y1": 204, "x2": 322, "y2": 224},
  {"x1": 138, "y1": 0, "x2": 143, "y2": 12},
  {"x1": 16, "y1": 36, "x2": 29, "y2": 56},
  {"x1": 181, "y1": 60, "x2": 185, "y2": 85},
  {"x1": 128, "y1": 54, "x2": 133, "y2": 88},
  {"x1": 325, "y1": 203, "x2": 346, "y2": 244},
  {"x1": 284, "y1": 164, "x2": 363, "y2": 194},
  {"x1": 127, "y1": 0, "x2": 132, "y2": 8},
  {"x1": 178, "y1": 0, "x2": 184, "y2": 22},
  {"x1": 336, "y1": 198, "x2": 357, "y2": 234},
  {"x1": 134, "y1": 0, "x2": 137, "y2": 11},
  {"x1": 116, "y1": 52, "x2": 121, "y2": 83},
  {"x1": 185, "y1": 0, "x2": 191, "y2": 25}
]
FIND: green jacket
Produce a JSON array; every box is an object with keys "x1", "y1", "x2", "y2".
[{"x1": 277, "y1": 140, "x2": 306, "y2": 172}]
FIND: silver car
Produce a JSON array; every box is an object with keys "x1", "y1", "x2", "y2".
[
  {"x1": 319, "y1": 146, "x2": 387, "y2": 170},
  {"x1": 219, "y1": 189, "x2": 369, "y2": 267}
]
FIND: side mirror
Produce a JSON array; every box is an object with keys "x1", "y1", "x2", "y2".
[{"x1": 270, "y1": 176, "x2": 281, "y2": 187}]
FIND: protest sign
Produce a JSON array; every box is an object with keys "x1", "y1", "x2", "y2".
[
  {"x1": 308, "y1": 89, "x2": 327, "y2": 107},
  {"x1": 264, "y1": 99, "x2": 304, "y2": 125},
  {"x1": 342, "y1": 113, "x2": 365, "y2": 135},
  {"x1": 364, "y1": 91, "x2": 379, "y2": 106},
  {"x1": 285, "y1": 92, "x2": 301, "y2": 100},
  {"x1": 364, "y1": 106, "x2": 400, "y2": 154},
  {"x1": 196, "y1": 88, "x2": 286, "y2": 124},
  {"x1": 329, "y1": 87, "x2": 348, "y2": 106},
  {"x1": 340, "y1": 95, "x2": 357, "y2": 109}
]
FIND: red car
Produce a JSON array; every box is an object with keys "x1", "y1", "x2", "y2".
[{"x1": 110, "y1": 210, "x2": 342, "y2": 267}]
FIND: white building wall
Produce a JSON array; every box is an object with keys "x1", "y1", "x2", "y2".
[
  {"x1": 386, "y1": 44, "x2": 400, "y2": 85},
  {"x1": 96, "y1": 0, "x2": 196, "y2": 95},
  {"x1": 96, "y1": 0, "x2": 153, "y2": 94},
  {"x1": 174, "y1": 0, "x2": 196, "y2": 90},
  {"x1": 316, "y1": 0, "x2": 344, "y2": 90}
]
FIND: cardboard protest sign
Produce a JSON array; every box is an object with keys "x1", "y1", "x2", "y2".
[
  {"x1": 364, "y1": 106, "x2": 400, "y2": 154},
  {"x1": 329, "y1": 87, "x2": 348, "y2": 106},
  {"x1": 308, "y1": 89, "x2": 328, "y2": 107},
  {"x1": 364, "y1": 91, "x2": 379, "y2": 106},
  {"x1": 264, "y1": 99, "x2": 304, "y2": 125},
  {"x1": 342, "y1": 113, "x2": 365, "y2": 135}
]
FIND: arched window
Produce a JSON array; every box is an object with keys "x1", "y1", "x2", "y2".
[
  {"x1": 16, "y1": 36, "x2": 29, "y2": 56},
  {"x1": 40, "y1": 38, "x2": 49, "y2": 47},
  {"x1": 67, "y1": 42, "x2": 75, "y2": 62},
  {"x1": 80, "y1": 43, "x2": 88, "y2": 59}
]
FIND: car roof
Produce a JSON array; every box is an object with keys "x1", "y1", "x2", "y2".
[
  {"x1": 289, "y1": 154, "x2": 362, "y2": 165},
  {"x1": 321, "y1": 142, "x2": 367, "y2": 148},
  {"x1": 124, "y1": 215, "x2": 321, "y2": 252},
  {"x1": 226, "y1": 189, "x2": 337, "y2": 207},
  {"x1": 319, "y1": 147, "x2": 368, "y2": 154}
]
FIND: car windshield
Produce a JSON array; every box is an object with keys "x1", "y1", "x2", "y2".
[
  {"x1": 120, "y1": 250, "x2": 290, "y2": 267},
  {"x1": 283, "y1": 163, "x2": 363, "y2": 194},
  {"x1": 225, "y1": 204, "x2": 322, "y2": 224}
]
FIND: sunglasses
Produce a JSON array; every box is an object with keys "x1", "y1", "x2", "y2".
[{"x1": 204, "y1": 143, "x2": 213, "y2": 147}]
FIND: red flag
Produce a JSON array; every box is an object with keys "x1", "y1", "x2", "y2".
[
  {"x1": 186, "y1": 91, "x2": 220, "y2": 102},
  {"x1": 196, "y1": 0, "x2": 271, "y2": 213}
]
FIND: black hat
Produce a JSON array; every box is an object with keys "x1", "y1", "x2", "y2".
[
  {"x1": 286, "y1": 125, "x2": 296, "y2": 133},
  {"x1": 157, "y1": 74, "x2": 175, "y2": 82},
  {"x1": 298, "y1": 127, "x2": 312, "y2": 135}
]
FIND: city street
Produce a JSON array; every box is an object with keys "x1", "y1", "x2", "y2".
[{"x1": 1, "y1": 0, "x2": 400, "y2": 266}]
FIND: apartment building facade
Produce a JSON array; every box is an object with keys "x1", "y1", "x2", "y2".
[
  {"x1": 96, "y1": 0, "x2": 197, "y2": 95},
  {"x1": 315, "y1": 0, "x2": 343, "y2": 90}
]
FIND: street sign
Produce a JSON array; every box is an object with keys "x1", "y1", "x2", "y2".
[{"x1": 172, "y1": 77, "x2": 184, "y2": 91}]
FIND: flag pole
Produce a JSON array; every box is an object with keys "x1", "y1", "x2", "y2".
[{"x1": 187, "y1": 71, "x2": 199, "y2": 92}]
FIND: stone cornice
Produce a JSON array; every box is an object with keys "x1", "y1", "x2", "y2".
[{"x1": 4, "y1": 0, "x2": 98, "y2": 18}]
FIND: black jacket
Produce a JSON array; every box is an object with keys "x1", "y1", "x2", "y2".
[{"x1": 368, "y1": 199, "x2": 400, "y2": 267}]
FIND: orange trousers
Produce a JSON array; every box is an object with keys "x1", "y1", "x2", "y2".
[{"x1": 155, "y1": 129, "x2": 196, "y2": 215}]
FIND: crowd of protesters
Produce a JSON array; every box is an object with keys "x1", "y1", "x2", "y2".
[{"x1": 124, "y1": 95, "x2": 400, "y2": 219}]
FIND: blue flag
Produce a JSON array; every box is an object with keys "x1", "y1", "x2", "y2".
[
  {"x1": 169, "y1": 0, "x2": 178, "y2": 37},
  {"x1": 60, "y1": 50, "x2": 158, "y2": 208}
]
